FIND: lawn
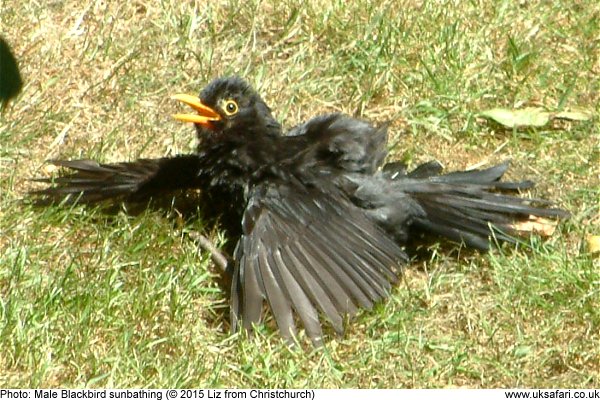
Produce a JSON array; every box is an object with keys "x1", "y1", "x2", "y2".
[{"x1": 1, "y1": 0, "x2": 598, "y2": 388}]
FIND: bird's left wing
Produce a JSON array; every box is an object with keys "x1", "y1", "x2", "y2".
[{"x1": 230, "y1": 182, "x2": 407, "y2": 346}]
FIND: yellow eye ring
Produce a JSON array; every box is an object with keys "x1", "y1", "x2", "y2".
[{"x1": 223, "y1": 99, "x2": 238, "y2": 116}]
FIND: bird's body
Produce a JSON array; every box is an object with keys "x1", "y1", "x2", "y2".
[{"x1": 33, "y1": 77, "x2": 569, "y2": 345}]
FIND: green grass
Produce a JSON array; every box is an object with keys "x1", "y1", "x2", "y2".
[{"x1": 1, "y1": 0, "x2": 598, "y2": 388}]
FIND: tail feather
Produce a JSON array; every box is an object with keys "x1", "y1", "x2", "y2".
[
  {"x1": 421, "y1": 189, "x2": 561, "y2": 216},
  {"x1": 415, "y1": 196, "x2": 539, "y2": 249},
  {"x1": 413, "y1": 214, "x2": 503, "y2": 249},
  {"x1": 407, "y1": 160, "x2": 443, "y2": 179},
  {"x1": 385, "y1": 160, "x2": 534, "y2": 190},
  {"x1": 431, "y1": 161, "x2": 509, "y2": 184},
  {"x1": 383, "y1": 160, "x2": 443, "y2": 180}
]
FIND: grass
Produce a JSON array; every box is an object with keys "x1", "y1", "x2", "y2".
[{"x1": 1, "y1": 0, "x2": 599, "y2": 388}]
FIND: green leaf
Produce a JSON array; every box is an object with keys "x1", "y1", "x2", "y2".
[
  {"x1": 479, "y1": 107, "x2": 594, "y2": 128},
  {"x1": 554, "y1": 110, "x2": 593, "y2": 121},
  {"x1": 479, "y1": 107, "x2": 551, "y2": 128}
]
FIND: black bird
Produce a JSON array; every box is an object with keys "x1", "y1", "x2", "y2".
[
  {"x1": 0, "y1": 36, "x2": 23, "y2": 110},
  {"x1": 34, "y1": 77, "x2": 568, "y2": 345}
]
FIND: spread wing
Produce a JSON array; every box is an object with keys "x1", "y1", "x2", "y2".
[
  {"x1": 230, "y1": 182, "x2": 407, "y2": 346},
  {"x1": 31, "y1": 156, "x2": 204, "y2": 203}
]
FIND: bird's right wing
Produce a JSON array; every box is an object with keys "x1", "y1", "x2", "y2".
[
  {"x1": 32, "y1": 155, "x2": 203, "y2": 203},
  {"x1": 230, "y1": 182, "x2": 407, "y2": 346}
]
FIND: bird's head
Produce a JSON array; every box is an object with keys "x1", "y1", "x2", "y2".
[{"x1": 172, "y1": 77, "x2": 281, "y2": 138}]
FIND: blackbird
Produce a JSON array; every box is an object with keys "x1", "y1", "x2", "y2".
[
  {"x1": 0, "y1": 36, "x2": 23, "y2": 110},
  {"x1": 34, "y1": 76, "x2": 568, "y2": 345}
]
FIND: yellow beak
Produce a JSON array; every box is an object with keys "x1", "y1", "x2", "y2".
[{"x1": 171, "y1": 94, "x2": 221, "y2": 127}]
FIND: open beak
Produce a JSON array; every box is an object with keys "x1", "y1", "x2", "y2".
[{"x1": 171, "y1": 94, "x2": 221, "y2": 128}]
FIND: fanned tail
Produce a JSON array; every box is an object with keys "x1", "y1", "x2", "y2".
[
  {"x1": 406, "y1": 161, "x2": 568, "y2": 249},
  {"x1": 354, "y1": 161, "x2": 569, "y2": 250}
]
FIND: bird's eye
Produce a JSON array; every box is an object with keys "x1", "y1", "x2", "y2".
[{"x1": 223, "y1": 100, "x2": 238, "y2": 116}]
